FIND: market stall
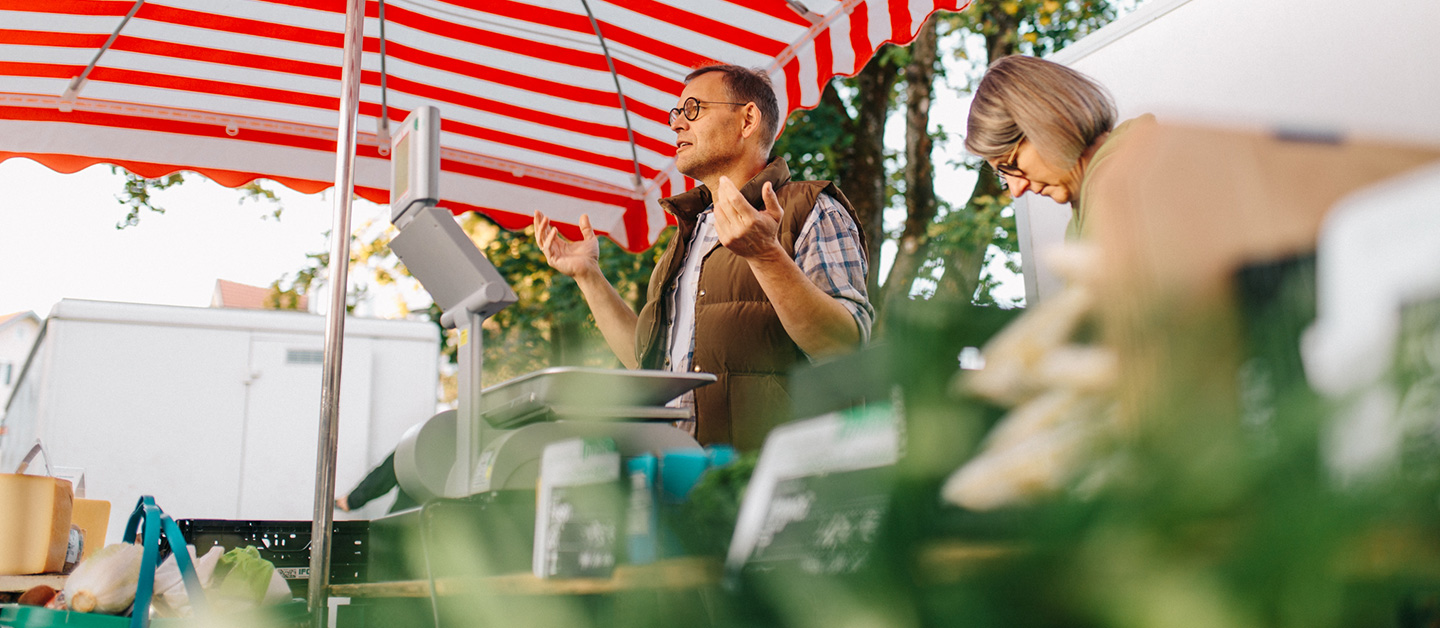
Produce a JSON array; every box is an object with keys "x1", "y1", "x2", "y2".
[
  {"x1": 1, "y1": 1, "x2": 972, "y2": 626},
  {"x1": 7, "y1": 0, "x2": 1440, "y2": 626}
]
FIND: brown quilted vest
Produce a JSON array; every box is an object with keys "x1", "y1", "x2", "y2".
[{"x1": 635, "y1": 158, "x2": 866, "y2": 450}]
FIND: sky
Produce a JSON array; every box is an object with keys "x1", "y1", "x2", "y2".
[{"x1": 0, "y1": 158, "x2": 392, "y2": 318}]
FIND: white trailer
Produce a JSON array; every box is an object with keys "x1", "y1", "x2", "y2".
[
  {"x1": 1017, "y1": 0, "x2": 1440, "y2": 303},
  {"x1": 1, "y1": 299, "x2": 440, "y2": 541}
]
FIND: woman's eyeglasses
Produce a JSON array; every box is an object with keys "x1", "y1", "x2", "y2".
[{"x1": 991, "y1": 141, "x2": 1025, "y2": 189}]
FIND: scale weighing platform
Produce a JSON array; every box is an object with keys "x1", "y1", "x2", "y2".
[{"x1": 393, "y1": 367, "x2": 713, "y2": 498}]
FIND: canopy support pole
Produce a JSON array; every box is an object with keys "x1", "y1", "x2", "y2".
[
  {"x1": 59, "y1": 0, "x2": 145, "y2": 110},
  {"x1": 309, "y1": 0, "x2": 365, "y2": 625},
  {"x1": 579, "y1": 0, "x2": 645, "y2": 191}
]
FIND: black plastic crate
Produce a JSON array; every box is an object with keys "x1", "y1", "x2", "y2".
[{"x1": 176, "y1": 519, "x2": 369, "y2": 597}]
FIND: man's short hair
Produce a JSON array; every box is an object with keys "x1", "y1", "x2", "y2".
[{"x1": 685, "y1": 64, "x2": 780, "y2": 146}]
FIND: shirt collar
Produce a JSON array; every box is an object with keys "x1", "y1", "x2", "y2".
[{"x1": 659, "y1": 157, "x2": 792, "y2": 225}]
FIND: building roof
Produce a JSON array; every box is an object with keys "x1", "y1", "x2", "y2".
[
  {"x1": 0, "y1": 311, "x2": 39, "y2": 331},
  {"x1": 49, "y1": 298, "x2": 434, "y2": 340},
  {"x1": 211, "y1": 279, "x2": 307, "y2": 311}
]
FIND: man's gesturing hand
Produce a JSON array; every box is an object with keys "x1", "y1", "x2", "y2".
[
  {"x1": 714, "y1": 177, "x2": 785, "y2": 262},
  {"x1": 533, "y1": 211, "x2": 600, "y2": 278}
]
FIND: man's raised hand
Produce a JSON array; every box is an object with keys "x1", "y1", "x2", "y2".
[
  {"x1": 714, "y1": 177, "x2": 784, "y2": 262},
  {"x1": 533, "y1": 211, "x2": 600, "y2": 279}
]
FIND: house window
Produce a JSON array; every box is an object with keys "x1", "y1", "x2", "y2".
[
  {"x1": 286, "y1": 349, "x2": 324, "y2": 365},
  {"x1": 1, "y1": 363, "x2": 11, "y2": 386}
]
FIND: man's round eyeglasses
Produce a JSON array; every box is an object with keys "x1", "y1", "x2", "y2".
[{"x1": 669, "y1": 97, "x2": 748, "y2": 126}]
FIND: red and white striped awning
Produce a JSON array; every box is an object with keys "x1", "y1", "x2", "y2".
[{"x1": 1, "y1": 0, "x2": 968, "y2": 251}]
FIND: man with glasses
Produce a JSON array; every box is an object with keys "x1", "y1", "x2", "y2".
[{"x1": 533, "y1": 64, "x2": 872, "y2": 450}]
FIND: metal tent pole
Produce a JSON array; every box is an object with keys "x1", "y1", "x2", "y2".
[{"x1": 309, "y1": 0, "x2": 365, "y2": 625}]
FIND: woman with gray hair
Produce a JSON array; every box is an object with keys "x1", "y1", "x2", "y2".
[{"x1": 965, "y1": 55, "x2": 1152, "y2": 238}]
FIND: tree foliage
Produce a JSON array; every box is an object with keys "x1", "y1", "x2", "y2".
[
  {"x1": 112, "y1": 167, "x2": 184, "y2": 229},
  {"x1": 777, "y1": 0, "x2": 1122, "y2": 328},
  {"x1": 459, "y1": 214, "x2": 670, "y2": 382},
  {"x1": 112, "y1": 169, "x2": 286, "y2": 228}
]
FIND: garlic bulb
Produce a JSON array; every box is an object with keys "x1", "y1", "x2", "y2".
[{"x1": 62, "y1": 542, "x2": 144, "y2": 614}]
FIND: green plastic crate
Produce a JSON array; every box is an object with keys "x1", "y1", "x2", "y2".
[{"x1": 1, "y1": 604, "x2": 124, "y2": 628}]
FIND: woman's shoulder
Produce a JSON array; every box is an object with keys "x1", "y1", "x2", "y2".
[
  {"x1": 1075, "y1": 114, "x2": 1161, "y2": 235},
  {"x1": 1102, "y1": 114, "x2": 1158, "y2": 154},
  {"x1": 1115, "y1": 113, "x2": 1158, "y2": 133},
  {"x1": 1089, "y1": 114, "x2": 1159, "y2": 175}
]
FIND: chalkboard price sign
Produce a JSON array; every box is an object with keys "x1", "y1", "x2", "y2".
[
  {"x1": 726, "y1": 401, "x2": 901, "y2": 579},
  {"x1": 534, "y1": 438, "x2": 623, "y2": 579}
]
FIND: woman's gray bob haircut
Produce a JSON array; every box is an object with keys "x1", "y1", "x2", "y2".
[{"x1": 965, "y1": 55, "x2": 1116, "y2": 170}]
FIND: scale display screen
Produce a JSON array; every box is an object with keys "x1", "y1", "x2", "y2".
[
  {"x1": 392, "y1": 130, "x2": 411, "y2": 204},
  {"x1": 389, "y1": 106, "x2": 440, "y2": 228}
]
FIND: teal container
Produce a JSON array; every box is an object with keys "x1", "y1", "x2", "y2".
[
  {"x1": 705, "y1": 444, "x2": 737, "y2": 468},
  {"x1": 625, "y1": 454, "x2": 660, "y2": 565},
  {"x1": 659, "y1": 449, "x2": 709, "y2": 504}
]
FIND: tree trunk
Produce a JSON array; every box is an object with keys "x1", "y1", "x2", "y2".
[
  {"x1": 934, "y1": 9, "x2": 1018, "y2": 303},
  {"x1": 549, "y1": 315, "x2": 587, "y2": 366},
  {"x1": 935, "y1": 176, "x2": 1006, "y2": 300},
  {"x1": 877, "y1": 17, "x2": 940, "y2": 328},
  {"x1": 843, "y1": 51, "x2": 901, "y2": 300}
]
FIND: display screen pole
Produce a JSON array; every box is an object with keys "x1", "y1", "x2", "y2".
[{"x1": 451, "y1": 310, "x2": 486, "y2": 496}]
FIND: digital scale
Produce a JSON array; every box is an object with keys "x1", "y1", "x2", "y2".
[{"x1": 381, "y1": 106, "x2": 712, "y2": 500}]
